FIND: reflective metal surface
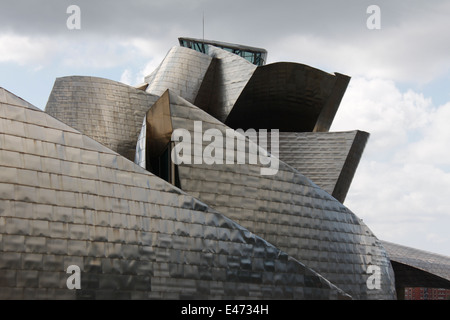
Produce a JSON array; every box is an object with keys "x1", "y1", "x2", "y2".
[
  {"x1": 137, "y1": 90, "x2": 396, "y2": 300},
  {"x1": 194, "y1": 46, "x2": 257, "y2": 123},
  {"x1": 144, "y1": 90, "x2": 173, "y2": 158},
  {"x1": 270, "y1": 131, "x2": 369, "y2": 203},
  {"x1": 144, "y1": 46, "x2": 212, "y2": 104},
  {"x1": 381, "y1": 241, "x2": 450, "y2": 292},
  {"x1": 143, "y1": 46, "x2": 349, "y2": 131},
  {"x1": 142, "y1": 45, "x2": 257, "y2": 124},
  {"x1": 45, "y1": 76, "x2": 159, "y2": 162},
  {"x1": 4, "y1": 37, "x2": 447, "y2": 300},
  {"x1": 224, "y1": 63, "x2": 350, "y2": 132},
  {"x1": 0, "y1": 87, "x2": 350, "y2": 300}
]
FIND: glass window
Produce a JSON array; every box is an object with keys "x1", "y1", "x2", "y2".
[{"x1": 179, "y1": 37, "x2": 266, "y2": 66}]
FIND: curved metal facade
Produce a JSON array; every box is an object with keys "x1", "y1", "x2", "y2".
[
  {"x1": 140, "y1": 45, "x2": 349, "y2": 133},
  {"x1": 136, "y1": 90, "x2": 396, "y2": 300},
  {"x1": 0, "y1": 87, "x2": 350, "y2": 300},
  {"x1": 273, "y1": 131, "x2": 369, "y2": 203},
  {"x1": 144, "y1": 46, "x2": 213, "y2": 104},
  {"x1": 194, "y1": 46, "x2": 257, "y2": 123},
  {"x1": 45, "y1": 76, "x2": 159, "y2": 162},
  {"x1": 4, "y1": 37, "x2": 447, "y2": 300},
  {"x1": 225, "y1": 62, "x2": 350, "y2": 132},
  {"x1": 382, "y1": 241, "x2": 450, "y2": 292}
]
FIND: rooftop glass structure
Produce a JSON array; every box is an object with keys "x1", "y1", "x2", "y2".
[{"x1": 179, "y1": 37, "x2": 268, "y2": 66}]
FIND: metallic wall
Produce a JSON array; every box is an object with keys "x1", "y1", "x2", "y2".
[
  {"x1": 140, "y1": 46, "x2": 349, "y2": 135},
  {"x1": 194, "y1": 46, "x2": 257, "y2": 123},
  {"x1": 144, "y1": 46, "x2": 213, "y2": 104},
  {"x1": 6, "y1": 38, "x2": 435, "y2": 300},
  {"x1": 137, "y1": 90, "x2": 397, "y2": 300},
  {"x1": 272, "y1": 131, "x2": 369, "y2": 203},
  {"x1": 382, "y1": 241, "x2": 450, "y2": 291},
  {"x1": 45, "y1": 76, "x2": 159, "y2": 162},
  {"x1": 0, "y1": 87, "x2": 351, "y2": 300},
  {"x1": 142, "y1": 45, "x2": 256, "y2": 124},
  {"x1": 224, "y1": 63, "x2": 350, "y2": 132}
]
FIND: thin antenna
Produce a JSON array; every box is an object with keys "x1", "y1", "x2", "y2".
[{"x1": 202, "y1": 11, "x2": 205, "y2": 42}]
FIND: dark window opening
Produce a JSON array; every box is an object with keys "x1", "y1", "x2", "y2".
[{"x1": 147, "y1": 143, "x2": 181, "y2": 188}]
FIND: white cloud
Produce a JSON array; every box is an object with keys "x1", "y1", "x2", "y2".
[
  {"x1": 116, "y1": 38, "x2": 169, "y2": 86},
  {"x1": 0, "y1": 32, "x2": 171, "y2": 79},
  {"x1": 120, "y1": 38, "x2": 169, "y2": 59},
  {"x1": 120, "y1": 69, "x2": 132, "y2": 85},
  {"x1": 0, "y1": 33, "x2": 55, "y2": 66},
  {"x1": 118, "y1": 37, "x2": 172, "y2": 85},
  {"x1": 332, "y1": 77, "x2": 434, "y2": 159},
  {"x1": 60, "y1": 37, "x2": 132, "y2": 69},
  {"x1": 119, "y1": 60, "x2": 162, "y2": 87},
  {"x1": 396, "y1": 102, "x2": 450, "y2": 167},
  {"x1": 426, "y1": 233, "x2": 448, "y2": 245},
  {"x1": 0, "y1": 32, "x2": 132, "y2": 69},
  {"x1": 134, "y1": 59, "x2": 162, "y2": 83},
  {"x1": 331, "y1": 77, "x2": 450, "y2": 256}
]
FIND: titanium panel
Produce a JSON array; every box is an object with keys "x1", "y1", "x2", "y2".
[
  {"x1": 45, "y1": 76, "x2": 159, "y2": 162},
  {"x1": 268, "y1": 131, "x2": 369, "y2": 203},
  {"x1": 144, "y1": 46, "x2": 213, "y2": 104},
  {"x1": 313, "y1": 73, "x2": 351, "y2": 132},
  {"x1": 382, "y1": 241, "x2": 450, "y2": 289},
  {"x1": 194, "y1": 46, "x2": 257, "y2": 123},
  {"x1": 142, "y1": 90, "x2": 396, "y2": 299},
  {"x1": 144, "y1": 90, "x2": 173, "y2": 157},
  {"x1": 224, "y1": 63, "x2": 350, "y2": 132},
  {"x1": 0, "y1": 87, "x2": 350, "y2": 300}
]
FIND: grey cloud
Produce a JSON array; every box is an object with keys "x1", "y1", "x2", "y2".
[{"x1": 2, "y1": 1, "x2": 445, "y2": 40}]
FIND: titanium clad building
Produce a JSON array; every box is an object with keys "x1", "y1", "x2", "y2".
[{"x1": 1, "y1": 37, "x2": 449, "y2": 300}]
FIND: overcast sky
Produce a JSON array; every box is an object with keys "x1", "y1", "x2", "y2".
[{"x1": 1, "y1": 0, "x2": 450, "y2": 257}]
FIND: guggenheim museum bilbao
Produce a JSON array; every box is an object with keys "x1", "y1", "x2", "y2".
[{"x1": 0, "y1": 37, "x2": 449, "y2": 300}]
